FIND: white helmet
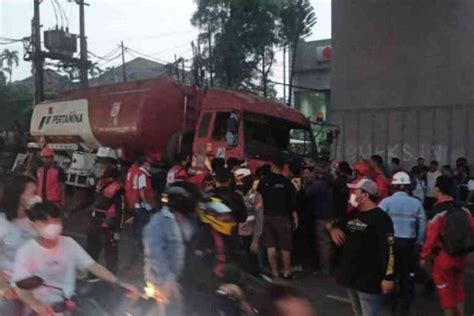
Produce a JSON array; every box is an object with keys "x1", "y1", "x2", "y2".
[
  {"x1": 234, "y1": 168, "x2": 251, "y2": 180},
  {"x1": 392, "y1": 171, "x2": 411, "y2": 185},
  {"x1": 96, "y1": 146, "x2": 119, "y2": 162}
]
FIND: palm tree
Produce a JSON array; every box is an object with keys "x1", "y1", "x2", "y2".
[
  {"x1": 0, "y1": 57, "x2": 5, "y2": 85},
  {"x1": 1, "y1": 49, "x2": 19, "y2": 84}
]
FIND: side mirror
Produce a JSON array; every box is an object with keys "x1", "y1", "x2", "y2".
[{"x1": 16, "y1": 276, "x2": 44, "y2": 290}]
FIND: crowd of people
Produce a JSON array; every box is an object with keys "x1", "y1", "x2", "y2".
[{"x1": 1, "y1": 146, "x2": 473, "y2": 316}]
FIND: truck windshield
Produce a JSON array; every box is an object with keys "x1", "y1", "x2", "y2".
[{"x1": 244, "y1": 113, "x2": 315, "y2": 158}]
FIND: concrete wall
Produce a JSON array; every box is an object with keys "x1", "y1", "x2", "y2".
[
  {"x1": 331, "y1": 0, "x2": 474, "y2": 165},
  {"x1": 292, "y1": 40, "x2": 331, "y2": 91},
  {"x1": 331, "y1": 105, "x2": 474, "y2": 166}
]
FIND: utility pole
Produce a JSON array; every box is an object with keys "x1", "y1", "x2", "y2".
[
  {"x1": 28, "y1": 0, "x2": 90, "y2": 104},
  {"x1": 191, "y1": 41, "x2": 198, "y2": 85},
  {"x1": 181, "y1": 58, "x2": 185, "y2": 84},
  {"x1": 78, "y1": 0, "x2": 88, "y2": 88},
  {"x1": 262, "y1": 51, "x2": 267, "y2": 97},
  {"x1": 33, "y1": 0, "x2": 44, "y2": 104},
  {"x1": 174, "y1": 54, "x2": 179, "y2": 81},
  {"x1": 121, "y1": 41, "x2": 127, "y2": 82},
  {"x1": 283, "y1": 46, "x2": 287, "y2": 103},
  {"x1": 208, "y1": 24, "x2": 213, "y2": 87}
]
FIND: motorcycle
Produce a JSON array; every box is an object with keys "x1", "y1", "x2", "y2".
[
  {"x1": 15, "y1": 276, "x2": 106, "y2": 316},
  {"x1": 15, "y1": 276, "x2": 145, "y2": 316}
]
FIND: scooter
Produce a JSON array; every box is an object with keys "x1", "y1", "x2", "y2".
[
  {"x1": 15, "y1": 276, "x2": 148, "y2": 316},
  {"x1": 15, "y1": 276, "x2": 107, "y2": 316}
]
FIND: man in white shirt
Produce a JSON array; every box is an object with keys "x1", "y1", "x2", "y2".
[
  {"x1": 12, "y1": 202, "x2": 137, "y2": 316},
  {"x1": 132, "y1": 157, "x2": 156, "y2": 247},
  {"x1": 424, "y1": 161, "x2": 442, "y2": 211}
]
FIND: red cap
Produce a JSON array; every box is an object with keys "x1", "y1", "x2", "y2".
[
  {"x1": 40, "y1": 147, "x2": 54, "y2": 158},
  {"x1": 353, "y1": 161, "x2": 370, "y2": 176}
]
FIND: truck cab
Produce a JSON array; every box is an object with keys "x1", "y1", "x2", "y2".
[{"x1": 191, "y1": 89, "x2": 317, "y2": 171}]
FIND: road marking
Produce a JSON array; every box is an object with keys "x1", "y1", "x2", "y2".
[{"x1": 326, "y1": 295, "x2": 352, "y2": 304}]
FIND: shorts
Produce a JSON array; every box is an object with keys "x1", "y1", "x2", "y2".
[
  {"x1": 262, "y1": 215, "x2": 293, "y2": 251},
  {"x1": 432, "y1": 254, "x2": 467, "y2": 309}
]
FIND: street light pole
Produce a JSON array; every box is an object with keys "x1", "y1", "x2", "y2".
[
  {"x1": 78, "y1": 0, "x2": 88, "y2": 88},
  {"x1": 33, "y1": 0, "x2": 44, "y2": 104}
]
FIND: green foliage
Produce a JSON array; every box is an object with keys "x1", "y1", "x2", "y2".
[
  {"x1": 0, "y1": 49, "x2": 20, "y2": 84},
  {"x1": 0, "y1": 80, "x2": 33, "y2": 130},
  {"x1": 191, "y1": 0, "x2": 316, "y2": 99},
  {"x1": 279, "y1": 0, "x2": 316, "y2": 104},
  {"x1": 279, "y1": 0, "x2": 317, "y2": 47}
]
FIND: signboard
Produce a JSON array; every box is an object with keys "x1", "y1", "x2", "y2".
[
  {"x1": 30, "y1": 99, "x2": 99, "y2": 147},
  {"x1": 316, "y1": 45, "x2": 332, "y2": 61}
]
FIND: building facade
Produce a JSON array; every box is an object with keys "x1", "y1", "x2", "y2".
[
  {"x1": 330, "y1": 0, "x2": 474, "y2": 165},
  {"x1": 292, "y1": 39, "x2": 332, "y2": 122}
]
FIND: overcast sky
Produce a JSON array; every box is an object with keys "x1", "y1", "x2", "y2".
[{"x1": 0, "y1": 0, "x2": 331, "y2": 96}]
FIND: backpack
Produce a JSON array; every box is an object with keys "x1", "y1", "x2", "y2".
[{"x1": 442, "y1": 204, "x2": 473, "y2": 256}]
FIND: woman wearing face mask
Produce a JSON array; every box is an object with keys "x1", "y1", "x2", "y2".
[
  {"x1": 12, "y1": 202, "x2": 139, "y2": 316},
  {"x1": 0, "y1": 175, "x2": 41, "y2": 315}
]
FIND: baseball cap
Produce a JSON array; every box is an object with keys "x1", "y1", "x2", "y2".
[
  {"x1": 353, "y1": 161, "x2": 370, "y2": 176},
  {"x1": 392, "y1": 171, "x2": 411, "y2": 185},
  {"x1": 347, "y1": 179, "x2": 378, "y2": 195}
]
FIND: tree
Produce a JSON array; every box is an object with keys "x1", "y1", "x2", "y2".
[
  {"x1": 191, "y1": 0, "x2": 316, "y2": 100},
  {"x1": 0, "y1": 79, "x2": 33, "y2": 130},
  {"x1": 279, "y1": 0, "x2": 316, "y2": 105},
  {"x1": 191, "y1": 0, "x2": 282, "y2": 91},
  {"x1": 0, "y1": 71, "x2": 6, "y2": 86},
  {"x1": 0, "y1": 49, "x2": 20, "y2": 84}
]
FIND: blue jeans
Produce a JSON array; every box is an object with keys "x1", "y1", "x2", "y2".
[{"x1": 347, "y1": 289, "x2": 383, "y2": 316}]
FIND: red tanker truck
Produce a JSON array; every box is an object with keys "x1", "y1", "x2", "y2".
[{"x1": 29, "y1": 76, "x2": 317, "y2": 187}]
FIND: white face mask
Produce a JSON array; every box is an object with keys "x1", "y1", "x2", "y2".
[
  {"x1": 38, "y1": 223, "x2": 63, "y2": 240},
  {"x1": 25, "y1": 195, "x2": 43, "y2": 210},
  {"x1": 349, "y1": 193, "x2": 359, "y2": 208}
]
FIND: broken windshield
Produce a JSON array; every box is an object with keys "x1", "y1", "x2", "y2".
[{"x1": 243, "y1": 113, "x2": 316, "y2": 158}]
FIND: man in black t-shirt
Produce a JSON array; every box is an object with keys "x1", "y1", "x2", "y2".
[
  {"x1": 328, "y1": 179, "x2": 394, "y2": 316},
  {"x1": 257, "y1": 156, "x2": 297, "y2": 279}
]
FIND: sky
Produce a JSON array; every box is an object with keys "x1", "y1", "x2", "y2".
[{"x1": 0, "y1": 0, "x2": 331, "y2": 97}]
